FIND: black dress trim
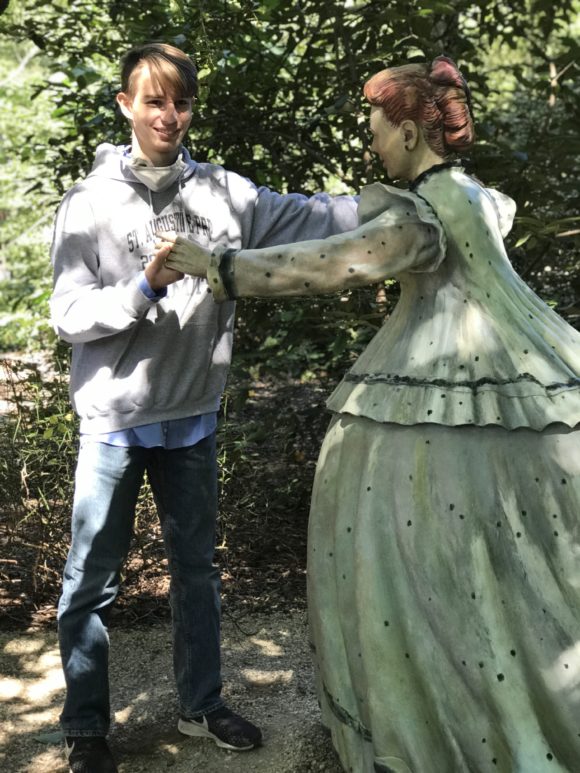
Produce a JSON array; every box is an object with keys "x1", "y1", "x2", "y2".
[
  {"x1": 218, "y1": 248, "x2": 238, "y2": 300},
  {"x1": 322, "y1": 682, "x2": 373, "y2": 741},
  {"x1": 343, "y1": 372, "x2": 580, "y2": 392},
  {"x1": 409, "y1": 160, "x2": 463, "y2": 191}
]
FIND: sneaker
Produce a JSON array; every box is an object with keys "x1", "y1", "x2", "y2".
[
  {"x1": 178, "y1": 705, "x2": 262, "y2": 751},
  {"x1": 64, "y1": 736, "x2": 118, "y2": 773}
]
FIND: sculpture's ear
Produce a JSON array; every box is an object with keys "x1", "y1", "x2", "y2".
[{"x1": 400, "y1": 119, "x2": 420, "y2": 150}]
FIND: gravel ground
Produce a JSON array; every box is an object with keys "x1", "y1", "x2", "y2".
[{"x1": 0, "y1": 609, "x2": 343, "y2": 773}]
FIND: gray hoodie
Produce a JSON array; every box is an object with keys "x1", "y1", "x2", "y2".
[{"x1": 50, "y1": 144, "x2": 358, "y2": 434}]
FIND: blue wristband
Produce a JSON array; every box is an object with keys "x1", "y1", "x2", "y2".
[{"x1": 137, "y1": 271, "x2": 167, "y2": 301}]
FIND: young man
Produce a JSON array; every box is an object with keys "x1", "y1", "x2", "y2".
[{"x1": 50, "y1": 43, "x2": 358, "y2": 773}]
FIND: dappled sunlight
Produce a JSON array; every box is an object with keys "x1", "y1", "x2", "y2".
[
  {"x1": 0, "y1": 614, "x2": 337, "y2": 771},
  {"x1": 17, "y1": 748, "x2": 65, "y2": 773},
  {"x1": 248, "y1": 636, "x2": 286, "y2": 657},
  {"x1": 3, "y1": 637, "x2": 46, "y2": 656},
  {"x1": 331, "y1": 277, "x2": 580, "y2": 433},
  {"x1": 564, "y1": 543, "x2": 580, "y2": 589},
  {"x1": 543, "y1": 641, "x2": 580, "y2": 695},
  {"x1": 19, "y1": 707, "x2": 61, "y2": 726},
  {"x1": 456, "y1": 303, "x2": 497, "y2": 356},
  {"x1": 115, "y1": 689, "x2": 152, "y2": 725},
  {"x1": 221, "y1": 625, "x2": 304, "y2": 691},
  {"x1": 241, "y1": 668, "x2": 294, "y2": 688},
  {"x1": 26, "y1": 661, "x2": 63, "y2": 702},
  {"x1": 0, "y1": 631, "x2": 65, "y2": 767},
  {"x1": 0, "y1": 635, "x2": 64, "y2": 709},
  {"x1": 404, "y1": 298, "x2": 505, "y2": 369},
  {"x1": 131, "y1": 691, "x2": 151, "y2": 705},
  {"x1": 0, "y1": 638, "x2": 61, "y2": 708},
  {"x1": 0, "y1": 677, "x2": 22, "y2": 700},
  {"x1": 155, "y1": 741, "x2": 180, "y2": 755},
  {"x1": 115, "y1": 704, "x2": 134, "y2": 725},
  {"x1": 547, "y1": 428, "x2": 580, "y2": 477},
  {"x1": 0, "y1": 636, "x2": 65, "y2": 773},
  {"x1": 355, "y1": 281, "x2": 578, "y2": 388}
]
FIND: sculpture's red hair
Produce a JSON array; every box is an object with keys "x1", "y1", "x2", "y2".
[{"x1": 363, "y1": 57, "x2": 474, "y2": 157}]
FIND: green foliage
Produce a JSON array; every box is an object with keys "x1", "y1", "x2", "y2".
[
  {"x1": 0, "y1": 0, "x2": 578, "y2": 367},
  {"x1": 0, "y1": 350, "x2": 76, "y2": 608},
  {"x1": 0, "y1": 351, "x2": 319, "y2": 619},
  {"x1": 0, "y1": 0, "x2": 579, "y2": 620},
  {"x1": 0, "y1": 348, "x2": 171, "y2": 618},
  {"x1": 2, "y1": 0, "x2": 578, "y2": 196},
  {"x1": 0, "y1": 38, "x2": 58, "y2": 351},
  {"x1": 232, "y1": 284, "x2": 397, "y2": 381}
]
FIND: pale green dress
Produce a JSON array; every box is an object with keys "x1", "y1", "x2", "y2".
[{"x1": 202, "y1": 166, "x2": 580, "y2": 772}]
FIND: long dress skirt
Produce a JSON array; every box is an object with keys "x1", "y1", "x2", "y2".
[{"x1": 307, "y1": 413, "x2": 580, "y2": 773}]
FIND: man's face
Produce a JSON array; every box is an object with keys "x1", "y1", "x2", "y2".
[
  {"x1": 369, "y1": 106, "x2": 410, "y2": 181},
  {"x1": 117, "y1": 64, "x2": 193, "y2": 166}
]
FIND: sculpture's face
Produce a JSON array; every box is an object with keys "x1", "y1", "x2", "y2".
[
  {"x1": 117, "y1": 64, "x2": 193, "y2": 166},
  {"x1": 369, "y1": 106, "x2": 411, "y2": 181}
]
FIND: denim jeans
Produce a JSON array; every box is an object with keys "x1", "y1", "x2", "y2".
[{"x1": 57, "y1": 433, "x2": 223, "y2": 737}]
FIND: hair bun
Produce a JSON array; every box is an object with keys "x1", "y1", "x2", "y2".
[
  {"x1": 429, "y1": 56, "x2": 465, "y2": 89},
  {"x1": 430, "y1": 55, "x2": 474, "y2": 121}
]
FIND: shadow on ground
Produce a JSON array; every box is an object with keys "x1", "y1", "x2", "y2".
[{"x1": 0, "y1": 610, "x2": 342, "y2": 772}]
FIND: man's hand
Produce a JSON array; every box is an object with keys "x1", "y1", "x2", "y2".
[
  {"x1": 147, "y1": 232, "x2": 184, "y2": 290},
  {"x1": 156, "y1": 231, "x2": 211, "y2": 278}
]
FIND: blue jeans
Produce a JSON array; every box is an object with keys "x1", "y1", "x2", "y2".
[{"x1": 57, "y1": 434, "x2": 223, "y2": 737}]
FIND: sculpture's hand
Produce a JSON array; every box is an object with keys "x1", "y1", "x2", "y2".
[{"x1": 156, "y1": 231, "x2": 211, "y2": 278}]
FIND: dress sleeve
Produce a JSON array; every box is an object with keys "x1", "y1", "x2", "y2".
[
  {"x1": 207, "y1": 184, "x2": 446, "y2": 301},
  {"x1": 483, "y1": 187, "x2": 517, "y2": 238}
]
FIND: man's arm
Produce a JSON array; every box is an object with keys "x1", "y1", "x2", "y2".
[
  {"x1": 223, "y1": 170, "x2": 359, "y2": 250},
  {"x1": 247, "y1": 187, "x2": 360, "y2": 249},
  {"x1": 50, "y1": 189, "x2": 182, "y2": 345}
]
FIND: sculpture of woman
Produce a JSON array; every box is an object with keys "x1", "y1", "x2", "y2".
[{"x1": 159, "y1": 57, "x2": 580, "y2": 773}]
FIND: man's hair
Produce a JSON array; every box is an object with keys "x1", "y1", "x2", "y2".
[{"x1": 120, "y1": 43, "x2": 198, "y2": 99}]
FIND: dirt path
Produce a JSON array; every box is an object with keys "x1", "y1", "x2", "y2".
[{"x1": 0, "y1": 609, "x2": 343, "y2": 772}]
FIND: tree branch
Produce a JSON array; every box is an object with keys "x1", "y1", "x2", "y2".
[{"x1": 0, "y1": 44, "x2": 40, "y2": 89}]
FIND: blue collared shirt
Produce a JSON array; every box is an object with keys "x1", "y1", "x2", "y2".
[{"x1": 83, "y1": 412, "x2": 217, "y2": 449}]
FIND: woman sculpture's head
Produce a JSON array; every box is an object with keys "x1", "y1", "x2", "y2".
[{"x1": 364, "y1": 56, "x2": 474, "y2": 180}]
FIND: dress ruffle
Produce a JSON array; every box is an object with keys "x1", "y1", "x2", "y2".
[
  {"x1": 328, "y1": 171, "x2": 580, "y2": 432},
  {"x1": 329, "y1": 375, "x2": 580, "y2": 431}
]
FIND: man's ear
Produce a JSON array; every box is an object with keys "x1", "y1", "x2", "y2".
[
  {"x1": 401, "y1": 120, "x2": 419, "y2": 150},
  {"x1": 116, "y1": 92, "x2": 133, "y2": 121}
]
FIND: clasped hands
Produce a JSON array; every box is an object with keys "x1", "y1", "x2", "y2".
[{"x1": 154, "y1": 231, "x2": 211, "y2": 278}]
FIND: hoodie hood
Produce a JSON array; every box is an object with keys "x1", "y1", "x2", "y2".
[{"x1": 87, "y1": 143, "x2": 198, "y2": 187}]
